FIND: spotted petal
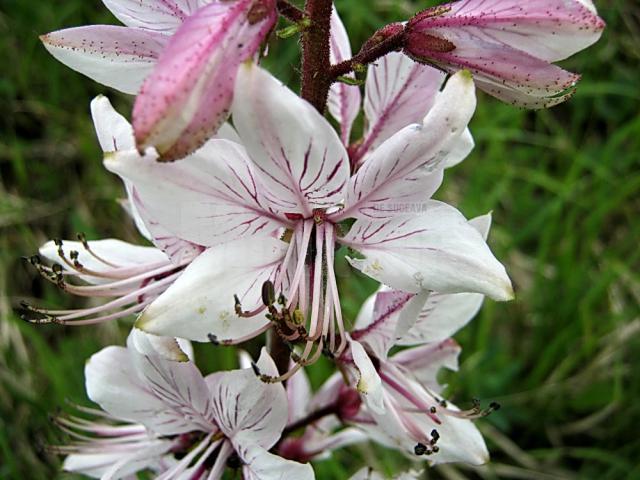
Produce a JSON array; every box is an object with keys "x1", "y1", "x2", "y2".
[
  {"x1": 102, "y1": 0, "x2": 206, "y2": 33},
  {"x1": 41, "y1": 26, "x2": 167, "y2": 94}
]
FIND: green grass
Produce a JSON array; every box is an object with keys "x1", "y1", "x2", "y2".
[{"x1": 1, "y1": 0, "x2": 639, "y2": 478}]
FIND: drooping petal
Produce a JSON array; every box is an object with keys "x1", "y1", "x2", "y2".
[
  {"x1": 327, "y1": 6, "x2": 361, "y2": 145},
  {"x1": 391, "y1": 339, "x2": 461, "y2": 392},
  {"x1": 136, "y1": 237, "x2": 286, "y2": 342},
  {"x1": 338, "y1": 70, "x2": 476, "y2": 221},
  {"x1": 104, "y1": 141, "x2": 284, "y2": 248},
  {"x1": 405, "y1": 31, "x2": 581, "y2": 108},
  {"x1": 397, "y1": 212, "x2": 491, "y2": 345},
  {"x1": 90, "y1": 95, "x2": 135, "y2": 152},
  {"x1": 133, "y1": 0, "x2": 277, "y2": 161},
  {"x1": 348, "y1": 339, "x2": 384, "y2": 414},
  {"x1": 41, "y1": 26, "x2": 167, "y2": 94},
  {"x1": 412, "y1": 0, "x2": 605, "y2": 63},
  {"x1": 287, "y1": 367, "x2": 312, "y2": 424},
  {"x1": 85, "y1": 345, "x2": 214, "y2": 435},
  {"x1": 101, "y1": 0, "x2": 204, "y2": 33},
  {"x1": 208, "y1": 349, "x2": 287, "y2": 449},
  {"x1": 240, "y1": 445, "x2": 315, "y2": 480},
  {"x1": 232, "y1": 64, "x2": 350, "y2": 217},
  {"x1": 342, "y1": 201, "x2": 513, "y2": 301},
  {"x1": 358, "y1": 52, "x2": 445, "y2": 159}
]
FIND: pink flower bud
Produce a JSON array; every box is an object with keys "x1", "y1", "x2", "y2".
[{"x1": 133, "y1": 0, "x2": 276, "y2": 161}]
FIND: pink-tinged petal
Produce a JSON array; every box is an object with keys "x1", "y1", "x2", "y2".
[
  {"x1": 348, "y1": 339, "x2": 384, "y2": 414},
  {"x1": 342, "y1": 200, "x2": 513, "y2": 301},
  {"x1": 397, "y1": 212, "x2": 491, "y2": 345},
  {"x1": 133, "y1": 0, "x2": 277, "y2": 161},
  {"x1": 208, "y1": 349, "x2": 287, "y2": 449},
  {"x1": 357, "y1": 52, "x2": 445, "y2": 161},
  {"x1": 405, "y1": 30, "x2": 581, "y2": 108},
  {"x1": 413, "y1": 0, "x2": 605, "y2": 63},
  {"x1": 351, "y1": 290, "x2": 428, "y2": 359},
  {"x1": 41, "y1": 26, "x2": 167, "y2": 94},
  {"x1": 327, "y1": 6, "x2": 361, "y2": 145},
  {"x1": 85, "y1": 345, "x2": 214, "y2": 435},
  {"x1": 136, "y1": 237, "x2": 286, "y2": 342},
  {"x1": 232, "y1": 64, "x2": 350, "y2": 217},
  {"x1": 349, "y1": 468, "x2": 385, "y2": 480},
  {"x1": 39, "y1": 238, "x2": 170, "y2": 285},
  {"x1": 444, "y1": 127, "x2": 474, "y2": 168},
  {"x1": 240, "y1": 445, "x2": 315, "y2": 480},
  {"x1": 127, "y1": 328, "x2": 190, "y2": 362},
  {"x1": 102, "y1": 0, "x2": 205, "y2": 33},
  {"x1": 391, "y1": 339, "x2": 461, "y2": 392},
  {"x1": 104, "y1": 141, "x2": 284, "y2": 248},
  {"x1": 338, "y1": 70, "x2": 476, "y2": 221}
]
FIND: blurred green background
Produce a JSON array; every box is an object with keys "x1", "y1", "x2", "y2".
[{"x1": 1, "y1": 0, "x2": 639, "y2": 478}]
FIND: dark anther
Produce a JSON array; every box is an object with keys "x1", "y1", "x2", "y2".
[
  {"x1": 207, "y1": 334, "x2": 220, "y2": 346},
  {"x1": 429, "y1": 406, "x2": 437, "y2": 414},
  {"x1": 52, "y1": 264, "x2": 64, "y2": 275},
  {"x1": 432, "y1": 445, "x2": 440, "y2": 453},
  {"x1": 53, "y1": 238, "x2": 63, "y2": 247},
  {"x1": 29, "y1": 255, "x2": 41, "y2": 265},
  {"x1": 431, "y1": 429, "x2": 440, "y2": 441},
  {"x1": 489, "y1": 401, "x2": 501, "y2": 411},
  {"x1": 70, "y1": 250, "x2": 79, "y2": 261},
  {"x1": 261, "y1": 280, "x2": 275, "y2": 306},
  {"x1": 251, "y1": 362, "x2": 261, "y2": 376},
  {"x1": 439, "y1": 399, "x2": 448, "y2": 408},
  {"x1": 414, "y1": 443, "x2": 427, "y2": 456},
  {"x1": 277, "y1": 293, "x2": 286, "y2": 306},
  {"x1": 77, "y1": 233, "x2": 89, "y2": 249}
]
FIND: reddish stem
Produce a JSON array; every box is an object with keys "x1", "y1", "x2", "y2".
[
  {"x1": 276, "y1": 0, "x2": 305, "y2": 22},
  {"x1": 330, "y1": 30, "x2": 407, "y2": 79},
  {"x1": 300, "y1": 0, "x2": 333, "y2": 112}
]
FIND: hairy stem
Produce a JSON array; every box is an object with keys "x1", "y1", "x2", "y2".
[
  {"x1": 330, "y1": 30, "x2": 406, "y2": 79},
  {"x1": 300, "y1": 0, "x2": 333, "y2": 112}
]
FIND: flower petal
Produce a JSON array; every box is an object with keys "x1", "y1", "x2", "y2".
[
  {"x1": 415, "y1": 0, "x2": 605, "y2": 63},
  {"x1": 348, "y1": 339, "x2": 384, "y2": 414},
  {"x1": 208, "y1": 349, "x2": 287, "y2": 449},
  {"x1": 286, "y1": 367, "x2": 312, "y2": 424},
  {"x1": 232, "y1": 64, "x2": 350, "y2": 217},
  {"x1": 90, "y1": 95, "x2": 135, "y2": 152},
  {"x1": 358, "y1": 52, "x2": 445, "y2": 159},
  {"x1": 327, "y1": 6, "x2": 361, "y2": 145},
  {"x1": 391, "y1": 339, "x2": 461, "y2": 392},
  {"x1": 41, "y1": 26, "x2": 167, "y2": 94},
  {"x1": 85, "y1": 345, "x2": 214, "y2": 435},
  {"x1": 127, "y1": 327, "x2": 190, "y2": 362},
  {"x1": 240, "y1": 445, "x2": 315, "y2": 480},
  {"x1": 136, "y1": 237, "x2": 286, "y2": 342},
  {"x1": 102, "y1": 0, "x2": 204, "y2": 33},
  {"x1": 338, "y1": 70, "x2": 476, "y2": 221},
  {"x1": 397, "y1": 212, "x2": 491, "y2": 345},
  {"x1": 133, "y1": 0, "x2": 277, "y2": 161},
  {"x1": 104, "y1": 140, "x2": 284, "y2": 248},
  {"x1": 342, "y1": 201, "x2": 513, "y2": 301}
]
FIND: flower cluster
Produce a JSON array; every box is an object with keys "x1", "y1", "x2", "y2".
[{"x1": 27, "y1": 0, "x2": 603, "y2": 478}]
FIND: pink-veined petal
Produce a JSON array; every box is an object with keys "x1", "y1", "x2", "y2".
[
  {"x1": 133, "y1": 0, "x2": 277, "y2": 161},
  {"x1": 136, "y1": 237, "x2": 286, "y2": 342},
  {"x1": 41, "y1": 26, "x2": 167, "y2": 94},
  {"x1": 405, "y1": 30, "x2": 581, "y2": 108},
  {"x1": 327, "y1": 6, "x2": 361, "y2": 145},
  {"x1": 90, "y1": 95, "x2": 135, "y2": 152},
  {"x1": 101, "y1": 0, "x2": 205, "y2": 33},
  {"x1": 287, "y1": 368, "x2": 312, "y2": 424},
  {"x1": 104, "y1": 141, "x2": 284, "y2": 248},
  {"x1": 338, "y1": 70, "x2": 476, "y2": 221},
  {"x1": 240, "y1": 445, "x2": 315, "y2": 480},
  {"x1": 398, "y1": 213, "x2": 491, "y2": 345},
  {"x1": 232, "y1": 64, "x2": 350, "y2": 217},
  {"x1": 412, "y1": 0, "x2": 605, "y2": 63},
  {"x1": 351, "y1": 290, "x2": 428, "y2": 359},
  {"x1": 85, "y1": 345, "x2": 214, "y2": 435},
  {"x1": 208, "y1": 349, "x2": 287, "y2": 449},
  {"x1": 391, "y1": 339, "x2": 461, "y2": 393},
  {"x1": 358, "y1": 52, "x2": 445, "y2": 159},
  {"x1": 342, "y1": 200, "x2": 513, "y2": 301}
]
